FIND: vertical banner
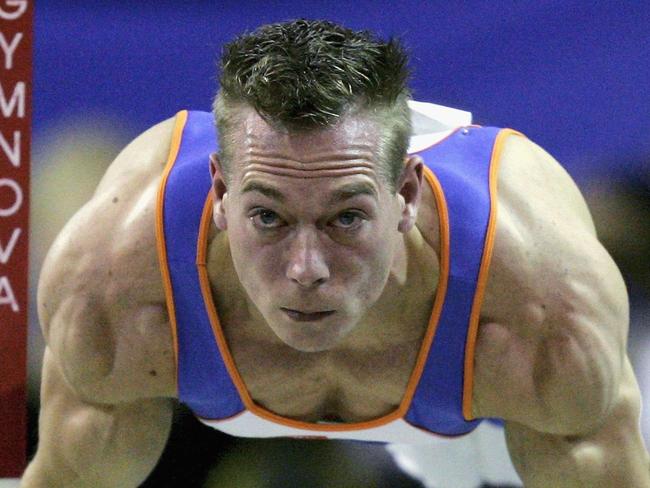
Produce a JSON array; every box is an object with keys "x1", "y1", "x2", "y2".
[{"x1": 0, "y1": 0, "x2": 31, "y2": 478}]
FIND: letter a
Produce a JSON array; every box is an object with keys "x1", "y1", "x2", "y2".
[{"x1": 0, "y1": 275, "x2": 19, "y2": 312}]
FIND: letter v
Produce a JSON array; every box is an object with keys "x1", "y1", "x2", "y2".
[{"x1": 0, "y1": 227, "x2": 21, "y2": 264}]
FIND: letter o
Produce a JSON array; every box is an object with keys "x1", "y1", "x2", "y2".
[{"x1": 0, "y1": 178, "x2": 22, "y2": 216}]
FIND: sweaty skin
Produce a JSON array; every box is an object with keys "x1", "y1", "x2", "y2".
[{"x1": 22, "y1": 109, "x2": 650, "y2": 487}]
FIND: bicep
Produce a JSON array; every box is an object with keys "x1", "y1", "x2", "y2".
[{"x1": 25, "y1": 349, "x2": 174, "y2": 487}]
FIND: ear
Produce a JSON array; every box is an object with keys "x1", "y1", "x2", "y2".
[
  {"x1": 209, "y1": 152, "x2": 228, "y2": 231},
  {"x1": 396, "y1": 155, "x2": 424, "y2": 234}
]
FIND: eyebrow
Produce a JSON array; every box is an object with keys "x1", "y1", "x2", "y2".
[{"x1": 241, "y1": 181, "x2": 378, "y2": 205}]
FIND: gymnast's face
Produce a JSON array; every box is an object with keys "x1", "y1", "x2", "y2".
[{"x1": 211, "y1": 106, "x2": 414, "y2": 352}]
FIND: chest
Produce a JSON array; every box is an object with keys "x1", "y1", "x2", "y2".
[{"x1": 223, "y1": 327, "x2": 425, "y2": 422}]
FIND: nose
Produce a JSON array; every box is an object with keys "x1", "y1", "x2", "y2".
[{"x1": 285, "y1": 227, "x2": 330, "y2": 288}]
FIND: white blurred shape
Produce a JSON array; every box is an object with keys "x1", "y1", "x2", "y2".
[{"x1": 387, "y1": 420, "x2": 522, "y2": 488}]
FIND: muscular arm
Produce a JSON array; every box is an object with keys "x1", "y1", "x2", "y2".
[
  {"x1": 472, "y1": 133, "x2": 650, "y2": 486},
  {"x1": 21, "y1": 350, "x2": 173, "y2": 488},
  {"x1": 22, "y1": 117, "x2": 179, "y2": 486}
]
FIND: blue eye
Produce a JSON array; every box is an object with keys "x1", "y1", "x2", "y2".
[
  {"x1": 259, "y1": 210, "x2": 277, "y2": 225},
  {"x1": 334, "y1": 212, "x2": 363, "y2": 230},
  {"x1": 250, "y1": 209, "x2": 282, "y2": 229}
]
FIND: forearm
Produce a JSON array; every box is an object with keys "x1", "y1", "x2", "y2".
[
  {"x1": 22, "y1": 399, "x2": 173, "y2": 488},
  {"x1": 505, "y1": 359, "x2": 650, "y2": 487},
  {"x1": 21, "y1": 350, "x2": 174, "y2": 488},
  {"x1": 506, "y1": 424, "x2": 649, "y2": 487}
]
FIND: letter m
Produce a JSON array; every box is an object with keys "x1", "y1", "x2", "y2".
[{"x1": 0, "y1": 81, "x2": 25, "y2": 118}]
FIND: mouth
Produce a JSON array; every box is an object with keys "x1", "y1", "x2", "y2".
[{"x1": 281, "y1": 308, "x2": 336, "y2": 322}]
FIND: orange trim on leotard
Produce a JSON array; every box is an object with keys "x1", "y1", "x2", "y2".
[
  {"x1": 155, "y1": 110, "x2": 189, "y2": 390},
  {"x1": 399, "y1": 166, "x2": 450, "y2": 411},
  {"x1": 462, "y1": 128, "x2": 523, "y2": 420},
  {"x1": 194, "y1": 166, "x2": 451, "y2": 431},
  {"x1": 196, "y1": 195, "x2": 262, "y2": 412}
]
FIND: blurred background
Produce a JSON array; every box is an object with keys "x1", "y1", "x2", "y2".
[{"x1": 29, "y1": 1, "x2": 648, "y2": 486}]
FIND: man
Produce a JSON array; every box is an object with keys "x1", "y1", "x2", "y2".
[{"x1": 21, "y1": 19, "x2": 649, "y2": 487}]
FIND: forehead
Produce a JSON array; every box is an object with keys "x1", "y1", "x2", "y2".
[
  {"x1": 227, "y1": 106, "x2": 386, "y2": 178},
  {"x1": 240, "y1": 106, "x2": 383, "y2": 147}
]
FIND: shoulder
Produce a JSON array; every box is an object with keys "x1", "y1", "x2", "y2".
[
  {"x1": 38, "y1": 115, "x2": 180, "y2": 403},
  {"x1": 485, "y1": 132, "x2": 622, "y2": 321},
  {"x1": 471, "y1": 132, "x2": 629, "y2": 434},
  {"x1": 39, "y1": 115, "x2": 179, "y2": 327},
  {"x1": 93, "y1": 115, "x2": 179, "y2": 194},
  {"x1": 495, "y1": 131, "x2": 596, "y2": 230}
]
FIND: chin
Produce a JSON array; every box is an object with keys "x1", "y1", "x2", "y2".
[
  {"x1": 269, "y1": 316, "x2": 355, "y2": 353},
  {"x1": 287, "y1": 341, "x2": 336, "y2": 353},
  {"x1": 274, "y1": 329, "x2": 343, "y2": 353}
]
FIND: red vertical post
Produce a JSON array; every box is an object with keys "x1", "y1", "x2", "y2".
[{"x1": 0, "y1": 0, "x2": 32, "y2": 478}]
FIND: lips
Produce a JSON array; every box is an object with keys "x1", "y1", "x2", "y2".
[{"x1": 281, "y1": 308, "x2": 335, "y2": 322}]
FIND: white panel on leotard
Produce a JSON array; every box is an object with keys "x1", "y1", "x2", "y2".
[
  {"x1": 201, "y1": 411, "x2": 466, "y2": 445},
  {"x1": 407, "y1": 100, "x2": 473, "y2": 153}
]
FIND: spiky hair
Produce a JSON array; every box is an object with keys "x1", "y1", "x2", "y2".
[{"x1": 214, "y1": 19, "x2": 412, "y2": 191}]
